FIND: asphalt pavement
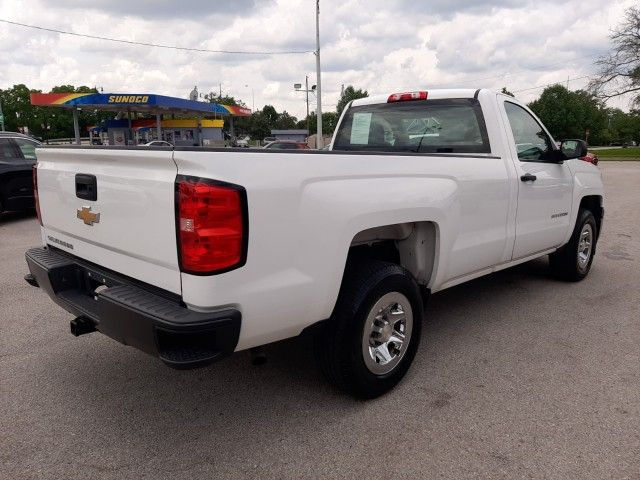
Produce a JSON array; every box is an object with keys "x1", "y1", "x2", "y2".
[{"x1": 1, "y1": 162, "x2": 639, "y2": 479}]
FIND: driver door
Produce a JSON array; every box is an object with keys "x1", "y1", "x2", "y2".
[{"x1": 501, "y1": 101, "x2": 574, "y2": 259}]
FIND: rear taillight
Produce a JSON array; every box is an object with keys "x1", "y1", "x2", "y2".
[
  {"x1": 33, "y1": 166, "x2": 42, "y2": 226},
  {"x1": 176, "y1": 175, "x2": 247, "y2": 275},
  {"x1": 387, "y1": 91, "x2": 428, "y2": 103}
]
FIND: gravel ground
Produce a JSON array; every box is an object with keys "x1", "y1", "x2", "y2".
[{"x1": 1, "y1": 162, "x2": 639, "y2": 479}]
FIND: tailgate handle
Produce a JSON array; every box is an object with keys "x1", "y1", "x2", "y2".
[{"x1": 75, "y1": 174, "x2": 97, "y2": 201}]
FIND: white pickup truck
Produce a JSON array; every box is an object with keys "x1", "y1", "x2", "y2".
[{"x1": 25, "y1": 89, "x2": 604, "y2": 398}]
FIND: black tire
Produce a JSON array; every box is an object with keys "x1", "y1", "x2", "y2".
[
  {"x1": 549, "y1": 209, "x2": 597, "y2": 281},
  {"x1": 314, "y1": 259, "x2": 423, "y2": 399}
]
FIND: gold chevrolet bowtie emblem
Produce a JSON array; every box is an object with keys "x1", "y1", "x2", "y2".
[{"x1": 77, "y1": 206, "x2": 100, "y2": 226}]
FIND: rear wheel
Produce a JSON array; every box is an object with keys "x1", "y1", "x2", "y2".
[
  {"x1": 550, "y1": 209, "x2": 597, "y2": 281},
  {"x1": 314, "y1": 260, "x2": 423, "y2": 399}
]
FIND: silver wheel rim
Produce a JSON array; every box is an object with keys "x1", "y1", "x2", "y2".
[
  {"x1": 361, "y1": 292, "x2": 413, "y2": 375},
  {"x1": 577, "y1": 223, "x2": 593, "y2": 272}
]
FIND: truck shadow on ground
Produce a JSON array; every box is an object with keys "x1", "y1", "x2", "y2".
[{"x1": 39, "y1": 256, "x2": 557, "y2": 463}]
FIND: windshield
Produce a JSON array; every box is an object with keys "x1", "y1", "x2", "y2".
[{"x1": 333, "y1": 98, "x2": 490, "y2": 154}]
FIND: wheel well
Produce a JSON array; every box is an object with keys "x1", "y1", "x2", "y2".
[
  {"x1": 348, "y1": 221, "x2": 438, "y2": 287},
  {"x1": 579, "y1": 195, "x2": 603, "y2": 236}
]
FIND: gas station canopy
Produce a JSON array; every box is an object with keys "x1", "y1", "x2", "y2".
[
  {"x1": 30, "y1": 92, "x2": 252, "y2": 145},
  {"x1": 30, "y1": 92, "x2": 252, "y2": 116}
]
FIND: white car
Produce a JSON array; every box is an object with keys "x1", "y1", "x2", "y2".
[
  {"x1": 25, "y1": 89, "x2": 603, "y2": 398},
  {"x1": 233, "y1": 136, "x2": 251, "y2": 148}
]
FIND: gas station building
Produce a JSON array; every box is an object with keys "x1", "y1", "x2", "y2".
[{"x1": 30, "y1": 92, "x2": 251, "y2": 146}]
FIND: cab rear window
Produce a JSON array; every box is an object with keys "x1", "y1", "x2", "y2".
[{"x1": 333, "y1": 98, "x2": 490, "y2": 154}]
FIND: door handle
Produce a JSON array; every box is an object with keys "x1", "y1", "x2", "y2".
[{"x1": 520, "y1": 173, "x2": 537, "y2": 182}]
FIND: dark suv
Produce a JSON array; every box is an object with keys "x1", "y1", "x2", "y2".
[{"x1": 0, "y1": 132, "x2": 40, "y2": 214}]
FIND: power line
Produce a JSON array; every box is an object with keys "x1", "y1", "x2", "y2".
[
  {"x1": 512, "y1": 75, "x2": 592, "y2": 93},
  {"x1": 0, "y1": 19, "x2": 314, "y2": 55},
  {"x1": 431, "y1": 52, "x2": 606, "y2": 89}
]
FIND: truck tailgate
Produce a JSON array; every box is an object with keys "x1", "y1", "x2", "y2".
[{"x1": 36, "y1": 147, "x2": 181, "y2": 294}]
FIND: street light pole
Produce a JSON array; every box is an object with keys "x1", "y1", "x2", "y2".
[
  {"x1": 315, "y1": 0, "x2": 323, "y2": 149},
  {"x1": 294, "y1": 77, "x2": 315, "y2": 138},
  {"x1": 244, "y1": 85, "x2": 255, "y2": 112}
]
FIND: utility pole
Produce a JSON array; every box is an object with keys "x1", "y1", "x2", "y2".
[
  {"x1": 0, "y1": 99, "x2": 4, "y2": 131},
  {"x1": 305, "y1": 75, "x2": 310, "y2": 135},
  {"x1": 73, "y1": 108, "x2": 81, "y2": 145},
  {"x1": 315, "y1": 0, "x2": 323, "y2": 149}
]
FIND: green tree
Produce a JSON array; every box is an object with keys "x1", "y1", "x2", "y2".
[
  {"x1": 234, "y1": 105, "x2": 287, "y2": 140},
  {"x1": 0, "y1": 84, "x2": 113, "y2": 140},
  {"x1": 274, "y1": 111, "x2": 298, "y2": 130},
  {"x1": 337, "y1": 86, "x2": 369, "y2": 116},
  {"x1": 528, "y1": 85, "x2": 607, "y2": 144},
  {"x1": 0, "y1": 84, "x2": 39, "y2": 133},
  {"x1": 628, "y1": 110, "x2": 640, "y2": 144},
  {"x1": 50, "y1": 85, "x2": 76, "y2": 93},
  {"x1": 261, "y1": 105, "x2": 279, "y2": 125},
  {"x1": 218, "y1": 95, "x2": 242, "y2": 107},
  {"x1": 304, "y1": 111, "x2": 339, "y2": 135},
  {"x1": 501, "y1": 87, "x2": 515, "y2": 97},
  {"x1": 605, "y1": 108, "x2": 640, "y2": 144},
  {"x1": 47, "y1": 85, "x2": 110, "y2": 140},
  {"x1": 236, "y1": 111, "x2": 271, "y2": 140},
  {"x1": 203, "y1": 93, "x2": 246, "y2": 108}
]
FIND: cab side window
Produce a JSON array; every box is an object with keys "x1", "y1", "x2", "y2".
[
  {"x1": 504, "y1": 102, "x2": 554, "y2": 162},
  {"x1": 13, "y1": 138, "x2": 38, "y2": 160}
]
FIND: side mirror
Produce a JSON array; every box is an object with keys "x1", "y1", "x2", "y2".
[{"x1": 560, "y1": 139, "x2": 588, "y2": 160}]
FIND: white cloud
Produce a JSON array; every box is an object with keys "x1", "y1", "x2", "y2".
[{"x1": 0, "y1": 0, "x2": 637, "y2": 117}]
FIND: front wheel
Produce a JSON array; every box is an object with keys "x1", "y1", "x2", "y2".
[
  {"x1": 314, "y1": 260, "x2": 423, "y2": 399},
  {"x1": 550, "y1": 209, "x2": 597, "y2": 281}
]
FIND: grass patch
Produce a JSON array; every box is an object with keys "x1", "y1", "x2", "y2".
[{"x1": 593, "y1": 147, "x2": 640, "y2": 159}]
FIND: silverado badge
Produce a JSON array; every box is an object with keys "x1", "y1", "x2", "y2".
[{"x1": 77, "y1": 206, "x2": 100, "y2": 226}]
